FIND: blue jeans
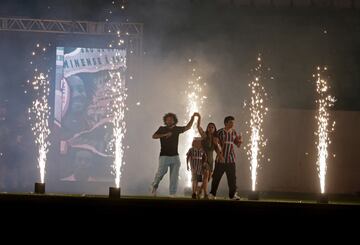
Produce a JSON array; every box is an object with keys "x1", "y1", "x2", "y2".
[{"x1": 152, "y1": 156, "x2": 181, "y2": 195}]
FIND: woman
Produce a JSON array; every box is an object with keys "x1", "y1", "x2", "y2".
[{"x1": 197, "y1": 114, "x2": 223, "y2": 198}]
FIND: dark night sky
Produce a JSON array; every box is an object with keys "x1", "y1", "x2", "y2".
[{"x1": 0, "y1": 0, "x2": 360, "y2": 113}]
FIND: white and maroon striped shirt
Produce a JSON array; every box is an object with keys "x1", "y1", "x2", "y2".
[
  {"x1": 217, "y1": 128, "x2": 240, "y2": 163},
  {"x1": 187, "y1": 148, "x2": 207, "y2": 175}
]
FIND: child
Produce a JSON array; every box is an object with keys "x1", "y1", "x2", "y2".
[{"x1": 186, "y1": 137, "x2": 208, "y2": 199}]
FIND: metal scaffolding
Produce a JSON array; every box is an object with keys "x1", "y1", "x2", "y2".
[{"x1": 0, "y1": 17, "x2": 143, "y2": 55}]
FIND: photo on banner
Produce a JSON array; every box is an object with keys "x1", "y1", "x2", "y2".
[{"x1": 54, "y1": 47, "x2": 127, "y2": 182}]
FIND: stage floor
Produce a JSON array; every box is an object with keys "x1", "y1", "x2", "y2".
[{"x1": 1, "y1": 192, "x2": 359, "y2": 221}]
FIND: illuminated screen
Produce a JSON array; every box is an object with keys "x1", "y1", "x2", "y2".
[{"x1": 54, "y1": 47, "x2": 126, "y2": 182}]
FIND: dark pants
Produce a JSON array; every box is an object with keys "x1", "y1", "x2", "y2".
[{"x1": 210, "y1": 162, "x2": 237, "y2": 198}]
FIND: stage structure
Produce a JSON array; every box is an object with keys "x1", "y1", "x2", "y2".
[
  {"x1": 0, "y1": 17, "x2": 143, "y2": 195},
  {"x1": 0, "y1": 17, "x2": 143, "y2": 56}
]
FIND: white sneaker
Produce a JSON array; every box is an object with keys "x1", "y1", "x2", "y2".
[
  {"x1": 208, "y1": 193, "x2": 216, "y2": 200},
  {"x1": 168, "y1": 194, "x2": 176, "y2": 198},
  {"x1": 150, "y1": 186, "x2": 157, "y2": 197},
  {"x1": 230, "y1": 192, "x2": 241, "y2": 201}
]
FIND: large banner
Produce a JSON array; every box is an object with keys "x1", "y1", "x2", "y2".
[{"x1": 54, "y1": 47, "x2": 126, "y2": 182}]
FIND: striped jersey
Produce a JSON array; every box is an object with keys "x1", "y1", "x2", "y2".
[
  {"x1": 187, "y1": 147, "x2": 207, "y2": 175},
  {"x1": 217, "y1": 128, "x2": 241, "y2": 163}
]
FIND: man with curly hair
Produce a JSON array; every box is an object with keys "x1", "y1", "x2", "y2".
[{"x1": 151, "y1": 112, "x2": 198, "y2": 197}]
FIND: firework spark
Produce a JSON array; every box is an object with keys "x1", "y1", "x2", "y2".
[
  {"x1": 104, "y1": 3, "x2": 128, "y2": 189},
  {"x1": 314, "y1": 66, "x2": 336, "y2": 194},
  {"x1": 28, "y1": 44, "x2": 51, "y2": 183},
  {"x1": 246, "y1": 55, "x2": 269, "y2": 191},
  {"x1": 106, "y1": 52, "x2": 127, "y2": 189},
  {"x1": 183, "y1": 60, "x2": 207, "y2": 187}
]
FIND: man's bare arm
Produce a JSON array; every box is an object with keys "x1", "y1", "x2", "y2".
[
  {"x1": 152, "y1": 132, "x2": 172, "y2": 139},
  {"x1": 184, "y1": 113, "x2": 197, "y2": 131}
]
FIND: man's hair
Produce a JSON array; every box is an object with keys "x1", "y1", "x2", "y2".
[
  {"x1": 163, "y1": 113, "x2": 178, "y2": 125},
  {"x1": 224, "y1": 116, "x2": 235, "y2": 125}
]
